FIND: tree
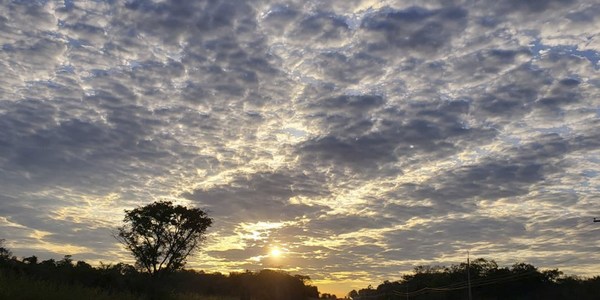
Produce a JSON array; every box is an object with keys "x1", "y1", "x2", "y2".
[
  {"x1": 0, "y1": 239, "x2": 11, "y2": 260},
  {"x1": 115, "y1": 201, "x2": 212, "y2": 276},
  {"x1": 57, "y1": 255, "x2": 74, "y2": 268},
  {"x1": 23, "y1": 255, "x2": 38, "y2": 265}
]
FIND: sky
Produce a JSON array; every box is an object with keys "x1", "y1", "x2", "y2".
[{"x1": 1, "y1": 0, "x2": 599, "y2": 296}]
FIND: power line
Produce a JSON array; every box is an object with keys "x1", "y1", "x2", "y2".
[
  {"x1": 392, "y1": 270, "x2": 538, "y2": 297},
  {"x1": 391, "y1": 256, "x2": 582, "y2": 298}
]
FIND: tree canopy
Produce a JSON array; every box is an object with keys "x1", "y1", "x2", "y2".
[
  {"x1": 349, "y1": 258, "x2": 600, "y2": 300},
  {"x1": 115, "y1": 201, "x2": 212, "y2": 276}
]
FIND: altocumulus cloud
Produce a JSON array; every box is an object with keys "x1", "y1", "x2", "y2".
[{"x1": 1, "y1": 0, "x2": 599, "y2": 294}]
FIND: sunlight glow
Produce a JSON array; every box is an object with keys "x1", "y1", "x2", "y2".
[{"x1": 270, "y1": 247, "x2": 282, "y2": 258}]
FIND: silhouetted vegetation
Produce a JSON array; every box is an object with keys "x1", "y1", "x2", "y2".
[
  {"x1": 0, "y1": 251, "x2": 319, "y2": 299},
  {"x1": 0, "y1": 203, "x2": 323, "y2": 299},
  {"x1": 349, "y1": 258, "x2": 600, "y2": 300},
  {"x1": 115, "y1": 201, "x2": 213, "y2": 277},
  {"x1": 5, "y1": 200, "x2": 600, "y2": 300}
]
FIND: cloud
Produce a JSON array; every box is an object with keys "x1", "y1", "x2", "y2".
[
  {"x1": 491, "y1": 0, "x2": 576, "y2": 15},
  {"x1": 292, "y1": 12, "x2": 353, "y2": 47},
  {"x1": 182, "y1": 170, "x2": 329, "y2": 222},
  {"x1": 359, "y1": 6, "x2": 468, "y2": 56},
  {"x1": 374, "y1": 220, "x2": 529, "y2": 268},
  {"x1": 298, "y1": 97, "x2": 495, "y2": 171},
  {"x1": 397, "y1": 133, "x2": 573, "y2": 212}
]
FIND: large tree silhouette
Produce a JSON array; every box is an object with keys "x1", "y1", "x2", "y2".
[{"x1": 115, "y1": 201, "x2": 212, "y2": 276}]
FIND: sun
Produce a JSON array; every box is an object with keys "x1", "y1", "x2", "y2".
[{"x1": 270, "y1": 247, "x2": 282, "y2": 257}]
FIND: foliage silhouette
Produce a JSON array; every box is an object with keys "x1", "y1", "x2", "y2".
[
  {"x1": 0, "y1": 246, "x2": 319, "y2": 299},
  {"x1": 2, "y1": 238, "x2": 600, "y2": 300},
  {"x1": 115, "y1": 201, "x2": 212, "y2": 276},
  {"x1": 0, "y1": 239, "x2": 12, "y2": 260},
  {"x1": 349, "y1": 258, "x2": 600, "y2": 300}
]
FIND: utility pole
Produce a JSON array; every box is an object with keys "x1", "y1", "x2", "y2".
[{"x1": 467, "y1": 251, "x2": 473, "y2": 300}]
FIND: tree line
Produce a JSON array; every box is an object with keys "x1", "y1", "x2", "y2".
[
  {"x1": 0, "y1": 250, "x2": 319, "y2": 300},
  {"x1": 348, "y1": 258, "x2": 600, "y2": 300}
]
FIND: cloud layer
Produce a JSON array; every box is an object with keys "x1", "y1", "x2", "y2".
[{"x1": 1, "y1": 0, "x2": 599, "y2": 295}]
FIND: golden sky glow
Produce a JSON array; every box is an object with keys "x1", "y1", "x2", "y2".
[{"x1": 270, "y1": 247, "x2": 282, "y2": 258}]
